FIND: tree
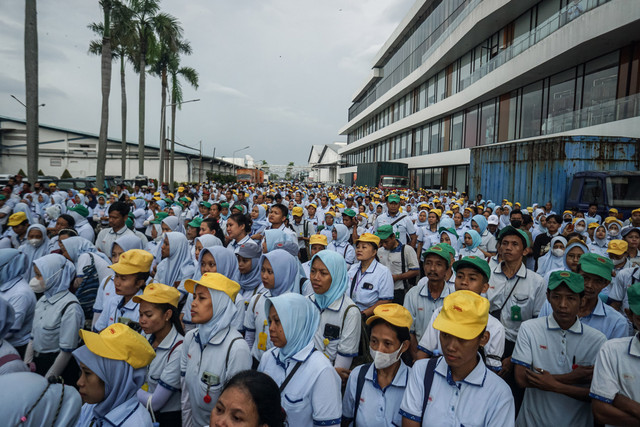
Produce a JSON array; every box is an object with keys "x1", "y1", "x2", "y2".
[
  {"x1": 285, "y1": 161, "x2": 294, "y2": 180},
  {"x1": 61, "y1": 169, "x2": 72, "y2": 179},
  {"x1": 24, "y1": 0, "x2": 38, "y2": 185}
]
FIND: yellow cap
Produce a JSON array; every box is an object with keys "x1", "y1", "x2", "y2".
[
  {"x1": 562, "y1": 210, "x2": 572, "y2": 215},
  {"x1": 366, "y1": 303, "x2": 413, "y2": 329},
  {"x1": 79, "y1": 323, "x2": 155, "y2": 369},
  {"x1": 178, "y1": 187, "x2": 185, "y2": 192},
  {"x1": 7, "y1": 211, "x2": 28, "y2": 226},
  {"x1": 153, "y1": 197, "x2": 161, "y2": 201},
  {"x1": 79, "y1": 190, "x2": 86, "y2": 195},
  {"x1": 588, "y1": 222, "x2": 599, "y2": 229},
  {"x1": 336, "y1": 203, "x2": 345, "y2": 208},
  {"x1": 431, "y1": 209, "x2": 442, "y2": 217},
  {"x1": 325, "y1": 211, "x2": 336, "y2": 217},
  {"x1": 355, "y1": 233, "x2": 380, "y2": 246},
  {"x1": 133, "y1": 282, "x2": 181, "y2": 308},
  {"x1": 92, "y1": 187, "x2": 99, "y2": 192},
  {"x1": 184, "y1": 272, "x2": 241, "y2": 303},
  {"x1": 153, "y1": 192, "x2": 160, "y2": 196},
  {"x1": 48, "y1": 182, "x2": 57, "y2": 187},
  {"x1": 292, "y1": 206, "x2": 303, "y2": 216},
  {"x1": 130, "y1": 196, "x2": 136, "y2": 200},
  {"x1": 608, "y1": 208, "x2": 619, "y2": 214},
  {"x1": 167, "y1": 193, "x2": 174, "y2": 198},
  {"x1": 110, "y1": 249, "x2": 154, "y2": 275},
  {"x1": 309, "y1": 234, "x2": 328, "y2": 246},
  {"x1": 433, "y1": 290, "x2": 490, "y2": 340},
  {"x1": 607, "y1": 239, "x2": 628, "y2": 256},
  {"x1": 359, "y1": 212, "x2": 368, "y2": 219},
  {"x1": 633, "y1": 208, "x2": 640, "y2": 215}
]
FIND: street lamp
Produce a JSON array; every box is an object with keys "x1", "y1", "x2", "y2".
[
  {"x1": 10, "y1": 95, "x2": 45, "y2": 108},
  {"x1": 232, "y1": 145, "x2": 250, "y2": 177}
]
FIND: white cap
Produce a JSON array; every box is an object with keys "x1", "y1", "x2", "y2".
[{"x1": 487, "y1": 215, "x2": 499, "y2": 225}]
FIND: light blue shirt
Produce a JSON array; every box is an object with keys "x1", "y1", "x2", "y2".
[
  {"x1": 404, "y1": 277, "x2": 454, "y2": 343},
  {"x1": 373, "y1": 212, "x2": 416, "y2": 245},
  {"x1": 400, "y1": 356, "x2": 514, "y2": 426},
  {"x1": 538, "y1": 299, "x2": 629, "y2": 340},
  {"x1": 342, "y1": 361, "x2": 409, "y2": 426},
  {"x1": 258, "y1": 342, "x2": 342, "y2": 426},
  {"x1": 32, "y1": 291, "x2": 84, "y2": 353},
  {"x1": 0, "y1": 278, "x2": 36, "y2": 347},
  {"x1": 347, "y1": 260, "x2": 394, "y2": 311},
  {"x1": 145, "y1": 326, "x2": 183, "y2": 413},
  {"x1": 93, "y1": 291, "x2": 142, "y2": 333},
  {"x1": 75, "y1": 397, "x2": 152, "y2": 427}
]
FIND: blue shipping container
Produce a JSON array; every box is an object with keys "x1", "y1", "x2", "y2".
[{"x1": 468, "y1": 136, "x2": 639, "y2": 211}]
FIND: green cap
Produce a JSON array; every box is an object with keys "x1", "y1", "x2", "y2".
[
  {"x1": 343, "y1": 208, "x2": 356, "y2": 218},
  {"x1": 179, "y1": 197, "x2": 190, "y2": 203},
  {"x1": 387, "y1": 194, "x2": 401, "y2": 203},
  {"x1": 438, "y1": 243, "x2": 456, "y2": 259},
  {"x1": 498, "y1": 225, "x2": 530, "y2": 248},
  {"x1": 188, "y1": 217, "x2": 203, "y2": 228},
  {"x1": 375, "y1": 225, "x2": 394, "y2": 240},
  {"x1": 200, "y1": 201, "x2": 212, "y2": 209},
  {"x1": 0, "y1": 195, "x2": 6, "y2": 201},
  {"x1": 220, "y1": 202, "x2": 230, "y2": 208},
  {"x1": 548, "y1": 270, "x2": 584, "y2": 293},
  {"x1": 150, "y1": 212, "x2": 169, "y2": 224},
  {"x1": 125, "y1": 217, "x2": 134, "y2": 230},
  {"x1": 316, "y1": 225, "x2": 325, "y2": 232},
  {"x1": 231, "y1": 204, "x2": 244, "y2": 213},
  {"x1": 423, "y1": 244, "x2": 451, "y2": 267},
  {"x1": 69, "y1": 205, "x2": 89, "y2": 217},
  {"x1": 579, "y1": 253, "x2": 613, "y2": 282},
  {"x1": 453, "y1": 256, "x2": 491, "y2": 281},
  {"x1": 438, "y1": 227, "x2": 459, "y2": 238},
  {"x1": 163, "y1": 197, "x2": 173, "y2": 204},
  {"x1": 627, "y1": 282, "x2": 640, "y2": 315}
]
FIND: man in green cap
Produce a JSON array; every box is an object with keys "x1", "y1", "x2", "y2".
[
  {"x1": 590, "y1": 282, "x2": 640, "y2": 425},
  {"x1": 405, "y1": 243, "x2": 454, "y2": 361},
  {"x1": 198, "y1": 201, "x2": 212, "y2": 219},
  {"x1": 376, "y1": 224, "x2": 419, "y2": 305},
  {"x1": 538, "y1": 253, "x2": 628, "y2": 339},
  {"x1": 512, "y1": 270, "x2": 607, "y2": 426},
  {"x1": 68, "y1": 204, "x2": 95, "y2": 243},
  {"x1": 187, "y1": 217, "x2": 202, "y2": 245},
  {"x1": 341, "y1": 208, "x2": 364, "y2": 245},
  {"x1": 373, "y1": 193, "x2": 417, "y2": 248}
]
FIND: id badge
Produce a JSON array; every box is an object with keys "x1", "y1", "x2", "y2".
[
  {"x1": 510, "y1": 305, "x2": 522, "y2": 322},
  {"x1": 257, "y1": 332, "x2": 268, "y2": 351}
]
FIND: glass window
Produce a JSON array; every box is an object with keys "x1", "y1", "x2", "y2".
[
  {"x1": 455, "y1": 165, "x2": 468, "y2": 193},
  {"x1": 451, "y1": 112, "x2": 463, "y2": 150},
  {"x1": 459, "y1": 52, "x2": 472, "y2": 91},
  {"x1": 520, "y1": 81, "x2": 543, "y2": 138},
  {"x1": 427, "y1": 76, "x2": 436, "y2": 106},
  {"x1": 419, "y1": 83, "x2": 427, "y2": 110},
  {"x1": 433, "y1": 168, "x2": 442, "y2": 189},
  {"x1": 464, "y1": 106, "x2": 478, "y2": 148},
  {"x1": 400, "y1": 133, "x2": 408, "y2": 158},
  {"x1": 479, "y1": 100, "x2": 497, "y2": 145},
  {"x1": 546, "y1": 68, "x2": 576, "y2": 133},
  {"x1": 414, "y1": 128, "x2": 422, "y2": 157},
  {"x1": 582, "y1": 52, "x2": 618, "y2": 126},
  {"x1": 437, "y1": 70, "x2": 446, "y2": 101},
  {"x1": 423, "y1": 169, "x2": 432, "y2": 188},
  {"x1": 536, "y1": 0, "x2": 561, "y2": 41},
  {"x1": 422, "y1": 125, "x2": 430, "y2": 155},
  {"x1": 430, "y1": 121, "x2": 441, "y2": 154}
]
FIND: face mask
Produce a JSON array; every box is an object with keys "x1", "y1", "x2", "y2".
[
  {"x1": 552, "y1": 248, "x2": 564, "y2": 257},
  {"x1": 369, "y1": 345, "x2": 403, "y2": 370},
  {"x1": 612, "y1": 257, "x2": 625, "y2": 266},
  {"x1": 28, "y1": 238, "x2": 43, "y2": 248},
  {"x1": 29, "y1": 277, "x2": 45, "y2": 293},
  {"x1": 511, "y1": 220, "x2": 522, "y2": 229},
  {"x1": 575, "y1": 226, "x2": 585, "y2": 232},
  {"x1": 609, "y1": 230, "x2": 619, "y2": 237}
]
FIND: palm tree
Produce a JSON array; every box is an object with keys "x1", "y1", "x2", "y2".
[
  {"x1": 168, "y1": 55, "x2": 198, "y2": 188},
  {"x1": 89, "y1": 1, "x2": 135, "y2": 179},
  {"x1": 24, "y1": 0, "x2": 39, "y2": 185},
  {"x1": 94, "y1": 0, "x2": 113, "y2": 191}
]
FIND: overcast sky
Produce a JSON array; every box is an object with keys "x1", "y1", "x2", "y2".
[{"x1": 1, "y1": 0, "x2": 414, "y2": 168}]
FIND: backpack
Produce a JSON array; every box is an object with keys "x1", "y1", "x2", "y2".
[{"x1": 76, "y1": 254, "x2": 100, "y2": 320}]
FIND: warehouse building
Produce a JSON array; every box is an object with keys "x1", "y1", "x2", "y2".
[{"x1": 338, "y1": 0, "x2": 640, "y2": 191}]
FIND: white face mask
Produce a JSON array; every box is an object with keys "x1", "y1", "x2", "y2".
[
  {"x1": 369, "y1": 345, "x2": 404, "y2": 370},
  {"x1": 552, "y1": 248, "x2": 565, "y2": 257},
  {"x1": 609, "y1": 229, "x2": 619, "y2": 237},
  {"x1": 28, "y1": 238, "x2": 43, "y2": 248},
  {"x1": 575, "y1": 226, "x2": 585, "y2": 232},
  {"x1": 612, "y1": 257, "x2": 625, "y2": 266},
  {"x1": 29, "y1": 277, "x2": 45, "y2": 293}
]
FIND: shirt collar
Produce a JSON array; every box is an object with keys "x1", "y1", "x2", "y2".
[
  {"x1": 435, "y1": 355, "x2": 487, "y2": 387},
  {"x1": 629, "y1": 334, "x2": 640, "y2": 358},
  {"x1": 419, "y1": 281, "x2": 452, "y2": 300},
  {"x1": 45, "y1": 290, "x2": 68, "y2": 304},
  {"x1": 546, "y1": 314, "x2": 583, "y2": 334},
  {"x1": 390, "y1": 242, "x2": 403, "y2": 253},
  {"x1": 311, "y1": 293, "x2": 345, "y2": 312},
  {"x1": 109, "y1": 226, "x2": 128, "y2": 235},
  {"x1": 367, "y1": 360, "x2": 410, "y2": 391},
  {"x1": 102, "y1": 396, "x2": 140, "y2": 426},
  {"x1": 495, "y1": 262, "x2": 527, "y2": 279},
  {"x1": 153, "y1": 325, "x2": 180, "y2": 351}
]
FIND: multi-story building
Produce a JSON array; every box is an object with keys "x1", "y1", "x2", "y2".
[{"x1": 338, "y1": 0, "x2": 640, "y2": 192}]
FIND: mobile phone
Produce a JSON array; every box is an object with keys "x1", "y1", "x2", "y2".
[{"x1": 323, "y1": 324, "x2": 340, "y2": 340}]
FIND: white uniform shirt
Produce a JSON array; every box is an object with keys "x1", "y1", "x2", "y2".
[
  {"x1": 94, "y1": 291, "x2": 142, "y2": 333},
  {"x1": 258, "y1": 342, "x2": 342, "y2": 426},
  {"x1": 75, "y1": 397, "x2": 152, "y2": 427},
  {"x1": 92, "y1": 274, "x2": 115, "y2": 315},
  {"x1": 404, "y1": 278, "x2": 454, "y2": 343},
  {"x1": 327, "y1": 242, "x2": 356, "y2": 267},
  {"x1": 342, "y1": 361, "x2": 410, "y2": 427},
  {"x1": 400, "y1": 356, "x2": 515, "y2": 426},
  {"x1": 378, "y1": 243, "x2": 420, "y2": 291},
  {"x1": 309, "y1": 293, "x2": 361, "y2": 362},
  {"x1": 146, "y1": 326, "x2": 183, "y2": 413},
  {"x1": 374, "y1": 212, "x2": 416, "y2": 245},
  {"x1": 511, "y1": 315, "x2": 606, "y2": 427},
  {"x1": 32, "y1": 291, "x2": 84, "y2": 353},
  {"x1": 0, "y1": 340, "x2": 28, "y2": 374},
  {"x1": 95, "y1": 226, "x2": 137, "y2": 254},
  {"x1": 76, "y1": 222, "x2": 95, "y2": 244},
  {"x1": 0, "y1": 279, "x2": 36, "y2": 348},
  {"x1": 487, "y1": 262, "x2": 546, "y2": 342},
  {"x1": 243, "y1": 291, "x2": 275, "y2": 361},
  {"x1": 180, "y1": 326, "x2": 251, "y2": 427},
  {"x1": 347, "y1": 261, "x2": 394, "y2": 311},
  {"x1": 608, "y1": 266, "x2": 639, "y2": 310},
  {"x1": 479, "y1": 230, "x2": 497, "y2": 253}
]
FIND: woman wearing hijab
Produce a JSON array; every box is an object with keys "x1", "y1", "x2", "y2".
[
  {"x1": 244, "y1": 250, "x2": 300, "y2": 365},
  {"x1": 261, "y1": 229, "x2": 291, "y2": 253},
  {"x1": 25, "y1": 254, "x2": 84, "y2": 384},
  {"x1": 471, "y1": 214, "x2": 497, "y2": 258},
  {"x1": 67, "y1": 205, "x2": 95, "y2": 243},
  {"x1": 499, "y1": 204, "x2": 512, "y2": 230},
  {"x1": 439, "y1": 228, "x2": 460, "y2": 254},
  {"x1": 0, "y1": 249, "x2": 35, "y2": 358},
  {"x1": 132, "y1": 198, "x2": 147, "y2": 232},
  {"x1": 19, "y1": 224, "x2": 50, "y2": 281},
  {"x1": 181, "y1": 273, "x2": 252, "y2": 427},
  {"x1": 327, "y1": 224, "x2": 356, "y2": 267},
  {"x1": 155, "y1": 232, "x2": 196, "y2": 288},
  {"x1": 458, "y1": 229, "x2": 483, "y2": 259},
  {"x1": 234, "y1": 242, "x2": 266, "y2": 316},
  {"x1": 308, "y1": 251, "x2": 361, "y2": 379},
  {"x1": 162, "y1": 215, "x2": 185, "y2": 235},
  {"x1": 536, "y1": 236, "x2": 568, "y2": 277},
  {"x1": 250, "y1": 205, "x2": 269, "y2": 236},
  {"x1": 588, "y1": 224, "x2": 608, "y2": 256},
  {"x1": 193, "y1": 234, "x2": 223, "y2": 262},
  {"x1": 59, "y1": 236, "x2": 112, "y2": 287},
  {"x1": 0, "y1": 297, "x2": 29, "y2": 374},
  {"x1": 258, "y1": 293, "x2": 342, "y2": 426},
  {"x1": 573, "y1": 218, "x2": 589, "y2": 240},
  {"x1": 73, "y1": 323, "x2": 156, "y2": 426}
]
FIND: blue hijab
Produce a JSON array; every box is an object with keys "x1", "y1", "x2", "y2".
[
  {"x1": 332, "y1": 224, "x2": 349, "y2": 246},
  {"x1": 563, "y1": 240, "x2": 589, "y2": 271},
  {"x1": 0, "y1": 249, "x2": 29, "y2": 291},
  {"x1": 235, "y1": 242, "x2": 263, "y2": 291},
  {"x1": 156, "y1": 232, "x2": 196, "y2": 286},
  {"x1": 33, "y1": 253, "x2": 76, "y2": 299},
  {"x1": 196, "y1": 287, "x2": 238, "y2": 348},
  {"x1": 13, "y1": 202, "x2": 35, "y2": 225},
  {"x1": 19, "y1": 224, "x2": 49, "y2": 281},
  {"x1": 60, "y1": 236, "x2": 111, "y2": 264},
  {"x1": 472, "y1": 214, "x2": 488, "y2": 234},
  {"x1": 463, "y1": 229, "x2": 482, "y2": 250},
  {"x1": 416, "y1": 210, "x2": 429, "y2": 227},
  {"x1": 251, "y1": 205, "x2": 270, "y2": 235},
  {"x1": 162, "y1": 216, "x2": 184, "y2": 234},
  {"x1": 0, "y1": 296, "x2": 15, "y2": 340},
  {"x1": 196, "y1": 246, "x2": 240, "y2": 282},
  {"x1": 112, "y1": 234, "x2": 144, "y2": 254},
  {"x1": 311, "y1": 251, "x2": 348, "y2": 310},
  {"x1": 265, "y1": 293, "x2": 319, "y2": 362},
  {"x1": 72, "y1": 345, "x2": 145, "y2": 419},
  {"x1": 261, "y1": 249, "x2": 299, "y2": 297},
  {"x1": 264, "y1": 230, "x2": 290, "y2": 252}
]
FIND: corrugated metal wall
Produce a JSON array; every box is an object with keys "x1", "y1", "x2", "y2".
[{"x1": 468, "y1": 136, "x2": 639, "y2": 209}]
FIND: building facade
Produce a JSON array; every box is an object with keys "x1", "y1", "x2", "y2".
[
  {"x1": 308, "y1": 142, "x2": 346, "y2": 183},
  {"x1": 339, "y1": 0, "x2": 640, "y2": 192}
]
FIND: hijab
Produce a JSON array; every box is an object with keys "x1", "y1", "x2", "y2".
[
  {"x1": 416, "y1": 210, "x2": 429, "y2": 227},
  {"x1": 499, "y1": 205, "x2": 512, "y2": 229},
  {"x1": 265, "y1": 293, "x2": 319, "y2": 362},
  {"x1": 264, "y1": 229, "x2": 290, "y2": 252},
  {"x1": 13, "y1": 203, "x2": 35, "y2": 225},
  {"x1": 112, "y1": 234, "x2": 144, "y2": 254},
  {"x1": 162, "y1": 216, "x2": 184, "y2": 234},
  {"x1": 536, "y1": 236, "x2": 567, "y2": 276},
  {"x1": 155, "y1": 232, "x2": 196, "y2": 286},
  {"x1": 68, "y1": 210, "x2": 89, "y2": 229},
  {"x1": 563, "y1": 240, "x2": 589, "y2": 271},
  {"x1": 463, "y1": 229, "x2": 482, "y2": 250},
  {"x1": 72, "y1": 346, "x2": 145, "y2": 419},
  {"x1": 332, "y1": 224, "x2": 349, "y2": 247},
  {"x1": 261, "y1": 250, "x2": 299, "y2": 297},
  {"x1": 251, "y1": 205, "x2": 269, "y2": 234},
  {"x1": 195, "y1": 234, "x2": 223, "y2": 250},
  {"x1": 35, "y1": 193, "x2": 50, "y2": 218},
  {"x1": 19, "y1": 224, "x2": 50, "y2": 281},
  {"x1": 472, "y1": 214, "x2": 488, "y2": 234},
  {"x1": 592, "y1": 225, "x2": 608, "y2": 247},
  {"x1": 60, "y1": 236, "x2": 111, "y2": 264},
  {"x1": 33, "y1": 253, "x2": 76, "y2": 299},
  {"x1": 0, "y1": 248, "x2": 29, "y2": 291},
  {"x1": 196, "y1": 287, "x2": 238, "y2": 348},
  {"x1": 196, "y1": 247, "x2": 240, "y2": 282},
  {"x1": 439, "y1": 228, "x2": 460, "y2": 251},
  {"x1": 133, "y1": 198, "x2": 146, "y2": 211},
  {"x1": 311, "y1": 251, "x2": 348, "y2": 311},
  {"x1": 0, "y1": 296, "x2": 15, "y2": 341},
  {"x1": 235, "y1": 242, "x2": 263, "y2": 291}
]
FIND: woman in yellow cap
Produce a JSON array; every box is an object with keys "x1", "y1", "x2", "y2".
[
  {"x1": 342, "y1": 303, "x2": 412, "y2": 426},
  {"x1": 73, "y1": 323, "x2": 156, "y2": 426},
  {"x1": 134, "y1": 283, "x2": 185, "y2": 426}
]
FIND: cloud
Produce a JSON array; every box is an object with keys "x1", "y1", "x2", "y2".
[{"x1": 203, "y1": 82, "x2": 248, "y2": 99}]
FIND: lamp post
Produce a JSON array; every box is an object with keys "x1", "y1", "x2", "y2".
[{"x1": 232, "y1": 145, "x2": 250, "y2": 178}]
